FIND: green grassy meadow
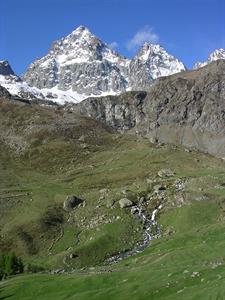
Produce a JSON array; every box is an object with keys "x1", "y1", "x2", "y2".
[{"x1": 0, "y1": 100, "x2": 225, "y2": 299}]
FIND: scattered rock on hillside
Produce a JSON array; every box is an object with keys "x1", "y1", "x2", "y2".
[
  {"x1": 99, "y1": 188, "x2": 109, "y2": 200},
  {"x1": 185, "y1": 192, "x2": 208, "y2": 202},
  {"x1": 164, "y1": 227, "x2": 175, "y2": 237},
  {"x1": 120, "y1": 189, "x2": 136, "y2": 200},
  {"x1": 119, "y1": 198, "x2": 133, "y2": 208},
  {"x1": 78, "y1": 135, "x2": 85, "y2": 142},
  {"x1": 63, "y1": 195, "x2": 83, "y2": 211},
  {"x1": 106, "y1": 199, "x2": 115, "y2": 208},
  {"x1": 174, "y1": 179, "x2": 185, "y2": 191},
  {"x1": 173, "y1": 193, "x2": 186, "y2": 207},
  {"x1": 191, "y1": 271, "x2": 200, "y2": 278},
  {"x1": 100, "y1": 188, "x2": 109, "y2": 194},
  {"x1": 153, "y1": 184, "x2": 166, "y2": 193},
  {"x1": 158, "y1": 169, "x2": 175, "y2": 178}
]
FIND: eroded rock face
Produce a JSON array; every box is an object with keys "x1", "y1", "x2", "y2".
[
  {"x1": 77, "y1": 91, "x2": 147, "y2": 133},
  {"x1": 76, "y1": 60, "x2": 225, "y2": 158}
]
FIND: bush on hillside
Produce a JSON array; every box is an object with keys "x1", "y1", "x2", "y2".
[{"x1": 0, "y1": 252, "x2": 24, "y2": 280}]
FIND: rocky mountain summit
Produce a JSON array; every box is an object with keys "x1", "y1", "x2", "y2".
[
  {"x1": 23, "y1": 26, "x2": 130, "y2": 100},
  {"x1": 193, "y1": 48, "x2": 225, "y2": 69},
  {"x1": 129, "y1": 42, "x2": 185, "y2": 89},
  {"x1": 21, "y1": 25, "x2": 185, "y2": 102}
]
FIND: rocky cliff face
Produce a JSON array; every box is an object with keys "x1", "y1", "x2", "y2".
[{"x1": 76, "y1": 60, "x2": 225, "y2": 158}]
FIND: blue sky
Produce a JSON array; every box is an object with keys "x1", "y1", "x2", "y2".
[{"x1": 1, "y1": 0, "x2": 224, "y2": 75}]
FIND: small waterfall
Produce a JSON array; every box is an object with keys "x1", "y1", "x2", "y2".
[{"x1": 105, "y1": 203, "x2": 162, "y2": 264}]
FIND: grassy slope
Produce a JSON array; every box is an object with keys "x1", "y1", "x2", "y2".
[
  {"x1": 1, "y1": 197, "x2": 225, "y2": 300},
  {"x1": 0, "y1": 99, "x2": 225, "y2": 299}
]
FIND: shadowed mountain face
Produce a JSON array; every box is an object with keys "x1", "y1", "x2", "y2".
[
  {"x1": 76, "y1": 60, "x2": 225, "y2": 158},
  {"x1": 0, "y1": 60, "x2": 15, "y2": 76}
]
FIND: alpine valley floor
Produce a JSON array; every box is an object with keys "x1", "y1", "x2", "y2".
[{"x1": 0, "y1": 98, "x2": 225, "y2": 299}]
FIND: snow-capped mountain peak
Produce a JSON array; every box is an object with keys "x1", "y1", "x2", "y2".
[
  {"x1": 23, "y1": 25, "x2": 130, "y2": 98},
  {"x1": 71, "y1": 25, "x2": 91, "y2": 35},
  {"x1": 48, "y1": 25, "x2": 126, "y2": 65},
  {"x1": 209, "y1": 48, "x2": 225, "y2": 61},
  {"x1": 136, "y1": 42, "x2": 165, "y2": 61},
  {"x1": 133, "y1": 42, "x2": 186, "y2": 76},
  {"x1": 193, "y1": 48, "x2": 225, "y2": 69},
  {"x1": 128, "y1": 42, "x2": 186, "y2": 89},
  {"x1": 2, "y1": 25, "x2": 188, "y2": 104}
]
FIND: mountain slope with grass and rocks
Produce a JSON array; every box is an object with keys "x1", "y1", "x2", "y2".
[{"x1": 1, "y1": 89, "x2": 225, "y2": 300}]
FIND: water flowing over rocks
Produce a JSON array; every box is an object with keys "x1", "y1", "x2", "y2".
[{"x1": 105, "y1": 202, "x2": 162, "y2": 264}]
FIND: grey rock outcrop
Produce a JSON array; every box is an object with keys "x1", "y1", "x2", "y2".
[
  {"x1": 77, "y1": 91, "x2": 147, "y2": 133},
  {"x1": 76, "y1": 60, "x2": 225, "y2": 158},
  {"x1": 119, "y1": 198, "x2": 133, "y2": 208}
]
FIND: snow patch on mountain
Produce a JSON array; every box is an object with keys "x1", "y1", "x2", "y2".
[{"x1": 0, "y1": 74, "x2": 87, "y2": 104}]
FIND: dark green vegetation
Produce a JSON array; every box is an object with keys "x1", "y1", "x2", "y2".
[
  {"x1": 0, "y1": 253, "x2": 23, "y2": 280},
  {"x1": 0, "y1": 98, "x2": 225, "y2": 299}
]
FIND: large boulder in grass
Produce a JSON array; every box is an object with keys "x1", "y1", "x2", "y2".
[
  {"x1": 119, "y1": 198, "x2": 133, "y2": 208},
  {"x1": 63, "y1": 195, "x2": 83, "y2": 211}
]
